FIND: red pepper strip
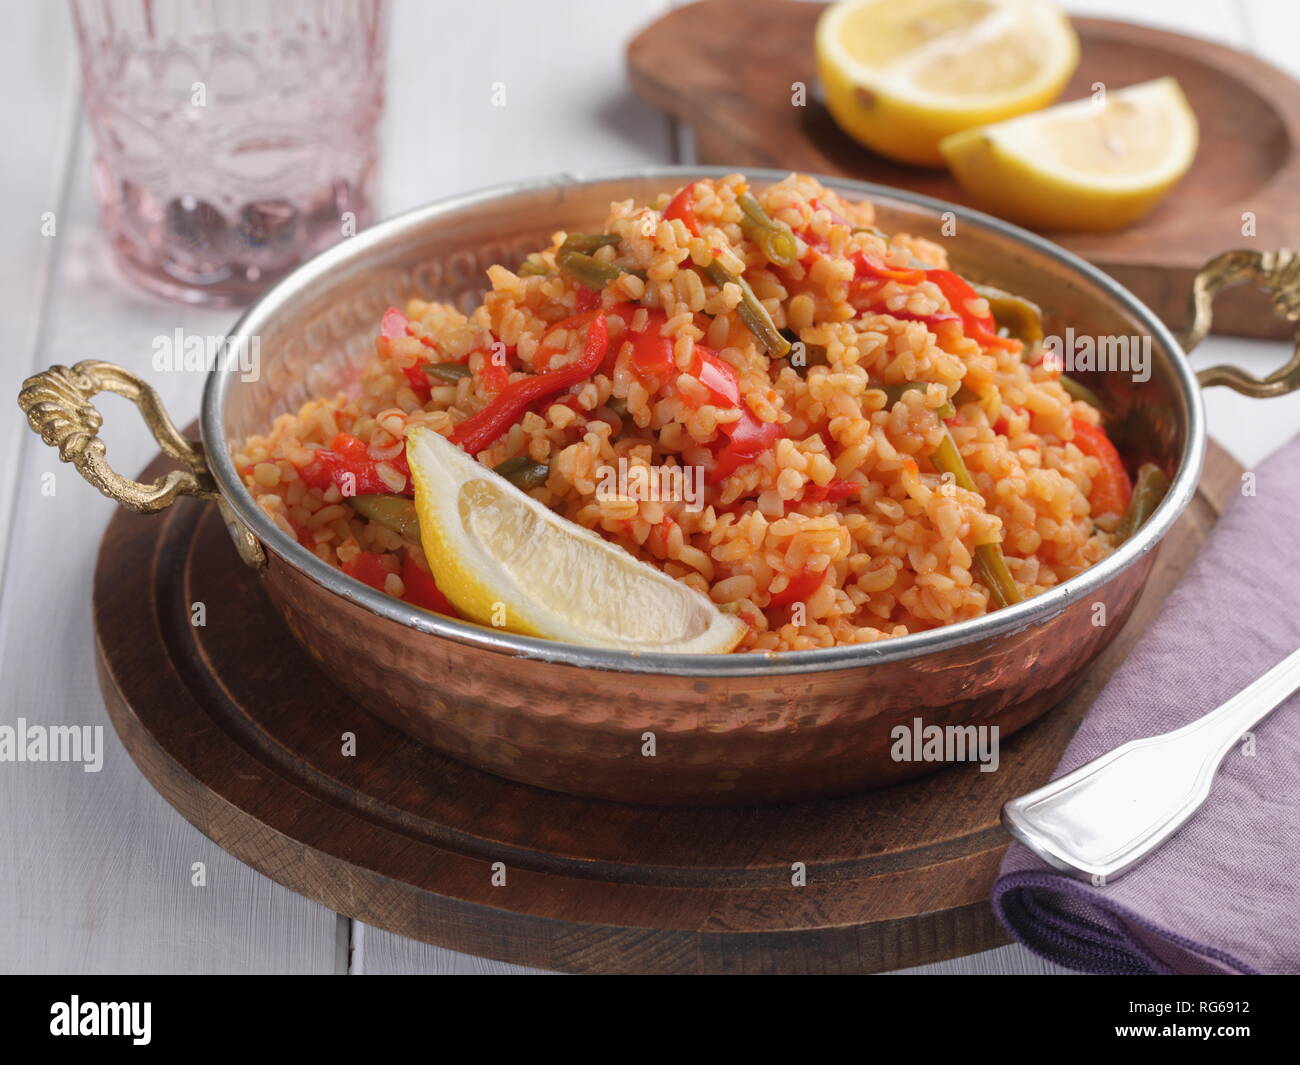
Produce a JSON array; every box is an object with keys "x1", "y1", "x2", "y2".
[
  {"x1": 624, "y1": 310, "x2": 738, "y2": 408},
  {"x1": 296, "y1": 449, "x2": 336, "y2": 490},
  {"x1": 993, "y1": 416, "x2": 1039, "y2": 449},
  {"x1": 851, "y1": 251, "x2": 926, "y2": 285},
  {"x1": 477, "y1": 358, "x2": 511, "y2": 395},
  {"x1": 627, "y1": 309, "x2": 674, "y2": 379},
  {"x1": 808, "y1": 197, "x2": 853, "y2": 229},
  {"x1": 298, "y1": 432, "x2": 412, "y2": 496},
  {"x1": 801, "y1": 479, "x2": 862, "y2": 503},
  {"x1": 797, "y1": 199, "x2": 839, "y2": 257},
  {"x1": 533, "y1": 310, "x2": 603, "y2": 371},
  {"x1": 665, "y1": 182, "x2": 701, "y2": 237},
  {"x1": 593, "y1": 300, "x2": 640, "y2": 375},
  {"x1": 472, "y1": 334, "x2": 518, "y2": 387},
  {"x1": 863, "y1": 301, "x2": 960, "y2": 327},
  {"x1": 401, "y1": 554, "x2": 457, "y2": 616},
  {"x1": 380, "y1": 307, "x2": 434, "y2": 401},
  {"x1": 381, "y1": 305, "x2": 439, "y2": 350},
  {"x1": 800, "y1": 231, "x2": 830, "y2": 256},
  {"x1": 574, "y1": 285, "x2": 601, "y2": 312},
  {"x1": 1071, "y1": 416, "x2": 1132, "y2": 517},
  {"x1": 709, "y1": 411, "x2": 782, "y2": 483},
  {"x1": 694, "y1": 347, "x2": 739, "y2": 407},
  {"x1": 769, "y1": 567, "x2": 828, "y2": 607},
  {"x1": 380, "y1": 307, "x2": 408, "y2": 340},
  {"x1": 927, "y1": 270, "x2": 1018, "y2": 351},
  {"x1": 342, "y1": 552, "x2": 393, "y2": 592},
  {"x1": 402, "y1": 365, "x2": 432, "y2": 403},
  {"x1": 533, "y1": 310, "x2": 607, "y2": 373},
  {"x1": 449, "y1": 313, "x2": 609, "y2": 454}
]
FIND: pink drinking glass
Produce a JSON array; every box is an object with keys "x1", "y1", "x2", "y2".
[{"x1": 71, "y1": 0, "x2": 388, "y2": 307}]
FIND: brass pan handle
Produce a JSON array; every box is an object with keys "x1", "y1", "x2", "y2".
[
  {"x1": 16, "y1": 360, "x2": 264, "y2": 567},
  {"x1": 1179, "y1": 249, "x2": 1300, "y2": 397}
]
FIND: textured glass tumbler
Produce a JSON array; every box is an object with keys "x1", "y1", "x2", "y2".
[{"x1": 71, "y1": 0, "x2": 387, "y2": 307}]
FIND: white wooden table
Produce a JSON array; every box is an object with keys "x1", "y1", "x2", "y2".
[{"x1": 3, "y1": 0, "x2": 1297, "y2": 975}]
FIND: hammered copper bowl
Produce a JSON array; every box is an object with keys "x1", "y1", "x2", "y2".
[{"x1": 20, "y1": 167, "x2": 1300, "y2": 805}]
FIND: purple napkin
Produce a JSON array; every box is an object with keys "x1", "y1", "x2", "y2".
[{"x1": 992, "y1": 433, "x2": 1300, "y2": 975}]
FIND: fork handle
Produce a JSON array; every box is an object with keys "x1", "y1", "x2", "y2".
[{"x1": 1003, "y1": 646, "x2": 1300, "y2": 882}]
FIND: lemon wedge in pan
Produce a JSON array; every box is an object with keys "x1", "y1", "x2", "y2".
[
  {"x1": 816, "y1": 0, "x2": 1079, "y2": 166},
  {"x1": 940, "y1": 77, "x2": 1199, "y2": 230},
  {"x1": 405, "y1": 427, "x2": 747, "y2": 654}
]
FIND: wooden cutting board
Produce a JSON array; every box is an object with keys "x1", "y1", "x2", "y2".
[
  {"x1": 91, "y1": 439, "x2": 1240, "y2": 974},
  {"x1": 627, "y1": 0, "x2": 1300, "y2": 339}
]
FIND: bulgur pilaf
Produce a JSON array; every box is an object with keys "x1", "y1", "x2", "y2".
[{"x1": 234, "y1": 173, "x2": 1146, "y2": 653}]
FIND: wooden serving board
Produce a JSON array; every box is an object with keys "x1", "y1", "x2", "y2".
[
  {"x1": 628, "y1": 0, "x2": 1300, "y2": 339},
  {"x1": 93, "y1": 440, "x2": 1239, "y2": 974}
]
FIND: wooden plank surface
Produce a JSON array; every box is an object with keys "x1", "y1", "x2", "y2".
[
  {"x1": 0, "y1": 0, "x2": 79, "y2": 605},
  {"x1": 1, "y1": 0, "x2": 1295, "y2": 976},
  {"x1": 380, "y1": 0, "x2": 679, "y2": 214},
  {"x1": 0, "y1": 2, "x2": 340, "y2": 974}
]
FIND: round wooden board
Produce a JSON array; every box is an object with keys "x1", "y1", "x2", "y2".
[
  {"x1": 627, "y1": 0, "x2": 1300, "y2": 340},
  {"x1": 93, "y1": 440, "x2": 1240, "y2": 974}
]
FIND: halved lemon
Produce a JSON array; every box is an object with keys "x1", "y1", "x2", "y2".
[
  {"x1": 940, "y1": 77, "x2": 1199, "y2": 230},
  {"x1": 406, "y1": 427, "x2": 747, "y2": 653},
  {"x1": 816, "y1": 0, "x2": 1079, "y2": 167}
]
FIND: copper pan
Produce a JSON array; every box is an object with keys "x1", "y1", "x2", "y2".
[{"x1": 19, "y1": 167, "x2": 1300, "y2": 804}]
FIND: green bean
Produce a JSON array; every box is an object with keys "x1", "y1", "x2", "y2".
[
  {"x1": 737, "y1": 192, "x2": 799, "y2": 268},
  {"x1": 929, "y1": 429, "x2": 977, "y2": 494},
  {"x1": 703, "y1": 261, "x2": 790, "y2": 357},
  {"x1": 1059, "y1": 373, "x2": 1104, "y2": 413},
  {"x1": 973, "y1": 281, "x2": 1105, "y2": 416},
  {"x1": 492, "y1": 456, "x2": 550, "y2": 490},
  {"x1": 516, "y1": 259, "x2": 551, "y2": 277},
  {"x1": 780, "y1": 329, "x2": 828, "y2": 373},
  {"x1": 878, "y1": 381, "x2": 955, "y2": 420},
  {"x1": 348, "y1": 494, "x2": 420, "y2": 541},
  {"x1": 972, "y1": 284, "x2": 1044, "y2": 348},
  {"x1": 1116, "y1": 463, "x2": 1170, "y2": 542},
  {"x1": 557, "y1": 249, "x2": 644, "y2": 290},
  {"x1": 929, "y1": 430, "x2": 1023, "y2": 609},
  {"x1": 973, "y1": 542, "x2": 1023, "y2": 611},
  {"x1": 424, "y1": 362, "x2": 472, "y2": 384},
  {"x1": 560, "y1": 232, "x2": 622, "y2": 255}
]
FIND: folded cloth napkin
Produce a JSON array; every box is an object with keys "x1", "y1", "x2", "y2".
[{"x1": 992, "y1": 433, "x2": 1300, "y2": 975}]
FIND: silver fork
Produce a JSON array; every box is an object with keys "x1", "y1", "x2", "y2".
[{"x1": 1002, "y1": 646, "x2": 1300, "y2": 883}]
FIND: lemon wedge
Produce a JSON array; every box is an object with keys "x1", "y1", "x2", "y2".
[
  {"x1": 405, "y1": 427, "x2": 747, "y2": 653},
  {"x1": 940, "y1": 77, "x2": 1199, "y2": 230},
  {"x1": 816, "y1": 0, "x2": 1079, "y2": 167}
]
